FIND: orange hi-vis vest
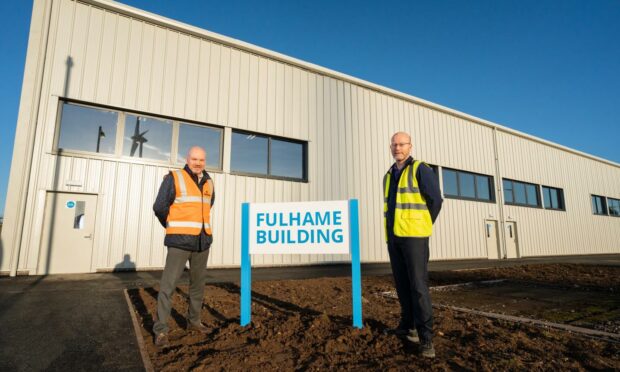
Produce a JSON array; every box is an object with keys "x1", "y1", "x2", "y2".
[{"x1": 166, "y1": 169, "x2": 213, "y2": 236}]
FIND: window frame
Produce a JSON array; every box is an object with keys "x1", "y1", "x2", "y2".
[
  {"x1": 230, "y1": 129, "x2": 308, "y2": 183},
  {"x1": 441, "y1": 167, "x2": 495, "y2": 203},
  {"x1": 503, "y1": 178, "x2": 542, "y2": 208},
  {"x1": 608, "y1": 197, "x2": 620, "y2": 217},
  {"x1": 591, "y1": 195, "x2": 608, "y2": 216},
  {"x1": 53, "y1": 99, "x2": 224, "y2": 171},
  {"x1": 541, "y1": 185, "x2": 566, "y2": 211}
]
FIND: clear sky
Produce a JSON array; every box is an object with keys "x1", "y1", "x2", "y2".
[{"x1": 1, "y1": 0, "x2": 619, "y2": 216}]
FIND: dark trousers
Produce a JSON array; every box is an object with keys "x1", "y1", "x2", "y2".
[
  {"x1": 153, "y1": 247, "x2": 210, "y2": 334},
  {"x1": 387, "y1": 236, "x2": 433, "y2": 342}
]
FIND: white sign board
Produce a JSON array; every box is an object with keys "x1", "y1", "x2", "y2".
[{"x1": 248, "y1": 200, "x2": 350, "y2": 254}]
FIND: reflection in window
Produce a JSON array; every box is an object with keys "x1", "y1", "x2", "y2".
[
  {"x1": 73, "y1": 201, "x2": 85, "y2": 229},
  {"x1": 270, "y1": 139, "x2": 304, "y2": 179},
  {"x1": 608, "y1": 198, "x2": 620, "y2": 217},
  {"x1": 591, "y1": 195, "x2": 607, "y2": 215},
  {"x1": 123, "y1": 115, "x2": 172, "y2": 161},
  {"x1": 442, "y1": 169, "x2": 458, "y2": 196},
  {"x1": 503, "y1": 179, "x2": 540, "y2": 207},
  {"x1": 57, "y1": 102, "x2": 118, "y2": 154},
  {"x1": 442, "y1": 167, "x2": 494, "y2": 202},
  {"x1": 231, "y1": 132, "x2": 268, "y2": 174},
  {"x1": 542, "y1": 186, "x2": 565, "y2": 210},
  {"x1": 177, "y1": 123, "x2": 222, "y2": 169}
]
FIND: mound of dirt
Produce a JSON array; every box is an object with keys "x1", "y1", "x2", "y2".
[{"x1": 127, "y1": 264, "x2": 619, "y2": 371}]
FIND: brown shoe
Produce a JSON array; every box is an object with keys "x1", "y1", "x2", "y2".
[
  {"x1": 187, "y1": 321, "x2": 209, "y2": 334},
  {"x1": 154, "y1": 332, "x2": 169, "y2": 347}
]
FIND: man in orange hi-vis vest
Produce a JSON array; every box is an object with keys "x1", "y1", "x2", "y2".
[{"x1": 152, "y1": 146, "x2": 215, "y2": 348}]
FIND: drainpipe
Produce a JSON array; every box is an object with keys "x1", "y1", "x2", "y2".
[{"x1": 492, "y1": 127, "x2": 508, "y2": 259}]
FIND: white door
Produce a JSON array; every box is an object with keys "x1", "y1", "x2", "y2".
[
  {"x1": 38, "y1": 192, "x2": 98, "y2": 274},
  {"x1": 505, "y1": 221, "x2": 519, "y2": 258},
  {"x1": 485, "y1": 220, "x2": 500, "y2": 259}
]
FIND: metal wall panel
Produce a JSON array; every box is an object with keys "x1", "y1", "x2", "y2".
[{"x1": 7, "y1": 0, "x2": 618, "y2": 274}]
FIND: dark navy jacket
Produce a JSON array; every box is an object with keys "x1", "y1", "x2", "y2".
[
  {"x1": 153, "y1": 165, "x2": 215, "y2": 252},
  {"x1": 386, "y1": 156, "x2": 443, "y2": 239}
]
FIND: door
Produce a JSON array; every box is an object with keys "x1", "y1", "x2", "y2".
[
  {"x1": 38, "y1": 192, "x2": 98, "y2": 274},
  {"x1": 485, "y1": 220, "x2": 500, "y2": 259},
  {"x1": 505, "y1": 221, "x2": 519, "y2": 258}
]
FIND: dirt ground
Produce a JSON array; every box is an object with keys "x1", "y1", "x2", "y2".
[{"x1": 128, "y1": 264, "x2": 620, "y2": 371}]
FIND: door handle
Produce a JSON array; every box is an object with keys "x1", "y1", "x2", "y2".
[{"x1": 84, "y1": 233, "x2": 93, "y2": 239}]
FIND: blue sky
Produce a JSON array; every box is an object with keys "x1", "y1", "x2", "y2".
[{"x1": 1, "y1": 0, "x2": 619, "y2": 216}]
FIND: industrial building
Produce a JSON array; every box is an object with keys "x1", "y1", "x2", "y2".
[{"x1": 2, "y1": 0, "x2": 619, "y2": 275}]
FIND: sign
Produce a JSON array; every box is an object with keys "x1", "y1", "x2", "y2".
[
  {"x1": 249, "y1": 200, "x2": 350, "y2": 255},
  {"x1": 66, "y1": 201, "x2": 76, "y2": 209},
  {"x1": 241, "y1": 199, "x2": 363, "y2": 329}
]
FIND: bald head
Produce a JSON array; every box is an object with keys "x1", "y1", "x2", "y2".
[
  {"x1": 186, "y1": 146, "x2": 206, "y2": 176},
  {"x1": 390, "y1": 131, "x2": 412, "y2": 164}
]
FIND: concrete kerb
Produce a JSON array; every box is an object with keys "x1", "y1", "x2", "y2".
[{"x1": 124, "y1": 289, "x2": 154, "y2": 372}]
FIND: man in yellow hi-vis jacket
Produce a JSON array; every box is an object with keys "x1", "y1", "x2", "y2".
[
  {"x1": 152, "y1": 146, "x2": 215, "y2": 347},
  {"x1": 383, "y1": 132, "x2": 443, "y2": 358}
]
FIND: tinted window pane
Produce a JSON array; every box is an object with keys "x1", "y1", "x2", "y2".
[
  {"x1": 503, "y1": 179, "x2": 513, "y2": 203},
  {"x1": 459, "y1": 173, "x2": 476, "y2": 198},
  {"x1": 231, "y1": 132, "x2": 268, "y2": 174},
  {"x1": 550, "y1": 188, "x2": 559, "y2": 209},
  {"x1": 514, "y1": 182, "x2": 526, "y2": 204},
  {"x1": 57, "y1": 103, "x2": 118, "y2": 154},
  {"x1": 442, "y1": 169, "x2": 458, "y2": 196},
  {"x1": 609, "y1": 199, "x2": 620, "y2": 216},
  {"x1": 476, "y1": 175, "x2": 491, "y2": 200},
  {"x1": 270, "y1": 139, "x2": 304, "y2": 179},
  {"x1": 178, "y1": 124, "x2": 222, "y2": 169},
  {"x1": 525, "y1": 184, "x2": 539, "y2": 206},
  {"x1": 123, "y1": 115, "x2": 172, "y2": 161},
  {"x1": 543, "y1": 187, "x2": 551, "y2": 209}
]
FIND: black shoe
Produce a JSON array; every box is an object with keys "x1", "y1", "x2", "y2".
[
  {"x1": 406, "y1": 329, "x2": 420, "y2": 343},
  {"x1": 385, "y1": 322, "x2": 414, "y2": 336},
  {"x1": 419, "y1": 340, "x2": 435, "y2": 358},
  {"x1": 154, "y1": 332, "x2": 169, "y2": 347},
  {"x1": 187, "y1": 321, "x2": 209, "y2": 334}
]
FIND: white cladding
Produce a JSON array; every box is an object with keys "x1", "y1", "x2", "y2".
[{"x1": 2, "y1": 0, "x2": 618, "y2": 275}]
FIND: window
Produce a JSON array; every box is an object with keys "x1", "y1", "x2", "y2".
[
  {"x1": 542, "y1": 186, "x2": 565, "y2": 210},
  {"x1": 442, "y1": 168, "x2": 494, "y2": 202},
  {"x1": 608, "y1": 198, "x2": 620, "y2": 217},
  {"x1": 122, "y1": 114, "x2": 172, "y2": 161},
  {"x1": 231, "y1": 130, "x2": 306, "y2": 181},
  {"x1": 56, "y1": 101, "x2": 223, "y2": 169},
  {"x1": 177, "y1": 123, "x2": 223, "y2": 169},
  {"x1": 57, "y1": 102, "x2": 118, "y2": 154},
  {"x1": 503, "y1": 179, "x2": 540, "y2": 207},
  {"x1": 591, "y1": 195, "x2": 607, "y2": 215}
]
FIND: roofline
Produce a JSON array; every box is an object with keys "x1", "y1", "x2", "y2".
[{"x1": 86, "y1": 0, "x2": 619, "y2": 168}]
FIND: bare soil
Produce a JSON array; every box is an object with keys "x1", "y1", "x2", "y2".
[{"x1": 128, "y1": 264, "x2": 620, "y2": 371}]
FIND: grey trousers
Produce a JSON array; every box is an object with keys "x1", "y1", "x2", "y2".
[{"x1": 153, "y1": 247, "x2": 210, "y2": 334}]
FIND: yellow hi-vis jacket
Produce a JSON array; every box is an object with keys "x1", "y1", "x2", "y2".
[
  {"x1": 383, "y1": 160, "x2": 433, "y2": 240},
  {"x1": 166, "y1": 170, "x2": 213, "y2": 236}
]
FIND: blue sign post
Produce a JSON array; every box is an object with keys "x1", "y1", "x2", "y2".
[{"x1": 240, "y1": 199, "x2": 363, "y2": 328}]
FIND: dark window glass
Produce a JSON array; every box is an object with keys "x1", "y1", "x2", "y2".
[
  {"x1": 503, "y1": 179, "x2": 513, "y2": 203},
  {"x1": 525, "y1": 184, "x2": 539, "y2": 206},
  {"x1": 459, "y1": 173, "x2": 476, "y2": 198},
  {"x1": 476, "y1": 175, "x2": 491, "y2": 200},
  {"x1": 592, "y1": 195, "x2": 607, "y2": 215},
  {"x1": 270, "y1": 139, "x2": 304, "y2": 179},
  {"x1": 442, "y1": 169, "x2": 458, "y2": 196},
  {"x1": 57, "y1": 102, "x2": 118, "y2": 154},
  {"x1": 542, "y1": 186, "x2": 564, "y2": 210},
  {"x1": 177, "y1": 123, "x2": 222, "y2": 169},
  {"x1": 609, "y1": 198, "x2": 620, "y2": 217},
  {"x1": 231, "y1": 132, "x2": 268, "y2": 174},
  {"x1": 514, "y1": 182, "x2": 527, "y2": 204},
  {"x1": 123, "y1": 115, "x2": 172, "y2": 161}
]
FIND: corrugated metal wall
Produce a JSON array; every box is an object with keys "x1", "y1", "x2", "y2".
[{"x1": 11, "y1": 0, "x2": 620, "y2": 273}]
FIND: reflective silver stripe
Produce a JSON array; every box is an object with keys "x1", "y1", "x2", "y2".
[
  {"x1": 167, "y1": 221, "x2": 211, "y2": 229},
  {"x1": 398, "y1": 186, "x2": 420, "y2": 194},
  {"x1": 174, "y1": 196, "x2": 203, "y2": 204},
  {"x1": 174, "y1": 170, "x2": 187, "y2": 197},
  {"x1": 396, "y1": 203, "x2": 428, "y2": 210}
]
